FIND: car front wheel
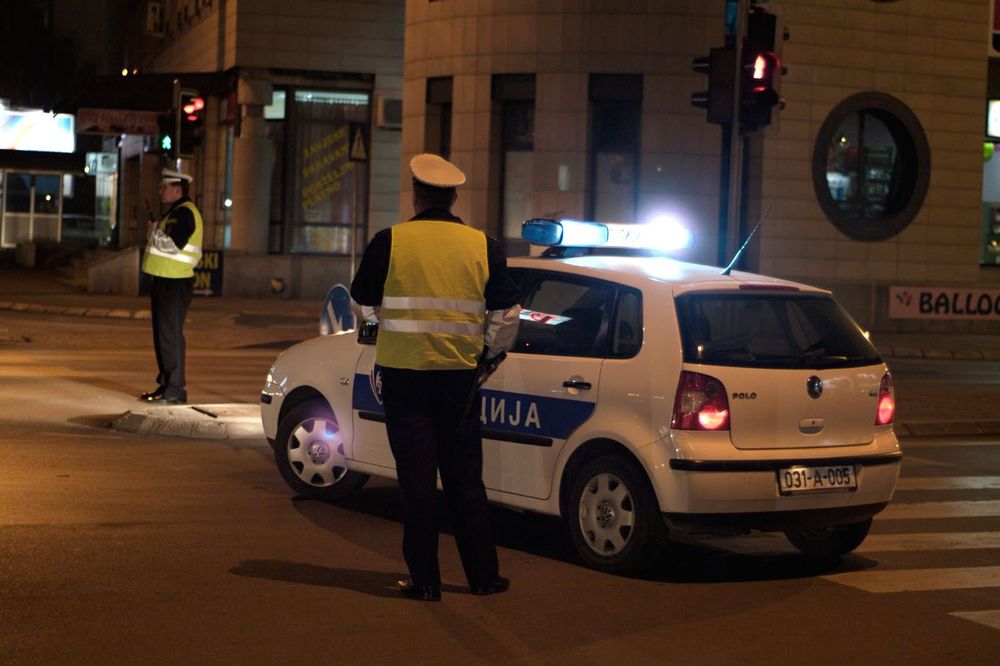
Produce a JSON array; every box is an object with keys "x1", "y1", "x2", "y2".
[
  {"x1": 567, "y1": 454, "x2": 666, "y2": 574},
  {"x1": 784, "y1": 518, "x2": 872, "y2": 558},
  {"x1": 275, "y1": 399, "x2": 368, "y2": 501}
]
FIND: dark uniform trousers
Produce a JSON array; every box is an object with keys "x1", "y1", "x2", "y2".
[
  {"x1": 150, "y1": 275, "x2": 195, "y2": 397},
  {"x1": 380, "y1": 366, "x2": 499, "y2": 588}
]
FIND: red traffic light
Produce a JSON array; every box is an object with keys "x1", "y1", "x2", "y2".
[
  {"x1": 752, "y1": 54, "x2": 767, "y2": 80},
  {"x1": 182, "y1": 96, "x2": 205, "y2": 115},
  {"x1": 748, "y1": 52, "x2": 779, "y2": 88}
]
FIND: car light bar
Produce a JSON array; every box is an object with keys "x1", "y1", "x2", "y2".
[{"x1": 521, "y1": 216, "x2": 692, "y2": 252}]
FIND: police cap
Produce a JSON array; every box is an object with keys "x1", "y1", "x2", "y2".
[
  {"x1": 161, "y1": 169, "x2": 193, "y2": 185},
  {"x1": 410, "y1": 153, "x2": 465, "y2": 188}
]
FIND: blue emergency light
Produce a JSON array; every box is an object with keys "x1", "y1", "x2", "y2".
[{"x1": 521, "y1": 216, "x2": 692, "y2": 253}]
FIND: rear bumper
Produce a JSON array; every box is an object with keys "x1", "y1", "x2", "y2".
[
  {"x1": 664, "y1": 501, "x2": 889, "y2": 535},
  {"x1": 668, "y1": 451, "x2": 901, "y2": 472}
]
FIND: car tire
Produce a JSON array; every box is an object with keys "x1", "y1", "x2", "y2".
[
  {"x1": 567, "y1": 454, "x2": 666, "y2": 574},
  {"x1": 784, "y1": 518, "x2": 872, "y2": 558},
  {"x1": 275, "y1": 399, "x2": 368, "y2": 501}
]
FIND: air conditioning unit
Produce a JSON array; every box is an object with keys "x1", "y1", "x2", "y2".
[{"x1": 376, "y1": 95, "x2": 402, "y2": 130}]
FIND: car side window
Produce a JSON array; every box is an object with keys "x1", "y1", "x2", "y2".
[
  {"x1": 611, "y1": 288, "x2": 642, "y2": 357},
  {"x1": 510, "y1": 270, "x2": 612, "y2": 357}
]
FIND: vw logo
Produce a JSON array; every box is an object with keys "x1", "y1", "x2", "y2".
[{"x1": 806, "y1": 376, "x2": 823, "y2": 399}]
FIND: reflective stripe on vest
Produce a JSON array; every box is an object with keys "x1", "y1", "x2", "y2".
[
  {"x1": 375, "y1": 220, "x2": 488, "y2": 370},
  {"x1": 141, "y1": 201, "x2": 204, "y2": 278}
]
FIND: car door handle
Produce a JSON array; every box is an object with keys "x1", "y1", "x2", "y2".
[{"x1": 562, "y1": 380, "x2": 592, "y2": 390}]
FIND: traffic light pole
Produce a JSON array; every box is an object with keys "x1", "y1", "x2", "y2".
[{"x1": 723, "y1": 0, "x2": 748, "y2": 268}]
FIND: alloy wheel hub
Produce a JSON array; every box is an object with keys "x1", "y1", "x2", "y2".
[
  {"x1": 596, "y1": 501, "x2": 616, "y2": 528},
  {"x1": 307, "y1": 441, "x2": 331, "y2": 465}
]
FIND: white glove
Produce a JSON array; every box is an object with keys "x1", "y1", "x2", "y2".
[
  {"x1": 483, "y1": 304, "x2": 521, "y2": 358},
  {"x1": 148, "y1": 229, "x2": 180, "y2": 254}
]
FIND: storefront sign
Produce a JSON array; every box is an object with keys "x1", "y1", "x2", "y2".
[
  {"x1": 0, "y1": 106, "x2": 75, "y2": 152},
  {"x1": 889, "y1": 286, "x2": 1000, "y2": 320},
  {"x1": 77, "y1": 108, "x2": 161, "y2": 136},
  {"x1": 194, "y1": 250, "x2": 223, "y2": 297}
]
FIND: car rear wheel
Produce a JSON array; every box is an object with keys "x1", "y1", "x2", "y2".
[
  {"x1": 567, "y1": 454, "x2": 666, "y2": 574},
  {"x1": 784, "y1": 518, "x2": 872, "y2": 558},
  {"x1": 275, "y1": 399, "x2": 368, "y2": 501}
]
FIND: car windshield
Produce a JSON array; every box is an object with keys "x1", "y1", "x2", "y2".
[{"x1": 675, "y1": 292, "x2": 881, "y2": 369}]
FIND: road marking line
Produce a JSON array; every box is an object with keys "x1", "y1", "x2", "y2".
[
  {"x1": 895, "y1": 476, "x2": 1000, "y2": 491},
  {"x1": 879, "y1": 500, "x2": 1000, "y2": 520},
  {"x1": 823, "y1": 565, "x2": 1000, "y2": 593},
  {"x1": 949, "y1": 610, "x2": 1000, "y2": 631}
]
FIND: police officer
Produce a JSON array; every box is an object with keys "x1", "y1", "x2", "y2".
[
  {"x1": 139, "y1": 169, "x2": 203, "y2": 405},
  {"x1": 351, "y1": 154, "x2": 521, "y2": 601}
]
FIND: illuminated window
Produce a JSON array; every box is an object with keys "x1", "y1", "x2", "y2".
[{"x1": 281, "y1": 89, "x2": 371, "y2": 255}]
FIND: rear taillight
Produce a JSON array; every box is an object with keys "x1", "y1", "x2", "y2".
[
  {"x1": 672, "y1": 371, "x2": 730, "y2": 431},
  {"x1": 876, "y1": 372, "x2": 895, "y2": 425}
]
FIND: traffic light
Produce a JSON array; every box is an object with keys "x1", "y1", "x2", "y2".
[
  {"x1": 691, "y1": 46, "x2": 736, "y2": 125},
  {"x1": 176, "y1": 89, "x2": 205, "y2": 158},
  {"x1": 157, "y1": 113, "x2": 174, "y2": 154},
  {"x1": 740, "y1": 7, "x2": 783, "y2": 132}
]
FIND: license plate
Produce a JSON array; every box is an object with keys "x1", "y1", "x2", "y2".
[{"x1": 778, "y1": 465, "x2": 857, "y2": 494}]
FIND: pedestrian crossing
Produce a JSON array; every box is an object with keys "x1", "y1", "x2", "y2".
[{"x1": 693, "y1": 470, "x2": 1000, "y2": 633}]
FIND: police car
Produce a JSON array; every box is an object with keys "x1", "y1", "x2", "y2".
[{"x1": 261, "y1": 218, "x2": 900, "y2": 574}]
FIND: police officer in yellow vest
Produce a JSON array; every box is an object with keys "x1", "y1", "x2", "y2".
[
  {"x1": 139, "y1": 169, "x2": 203, "y2": 405},
  {"x1": 351, "y1": 154, "x2": 521, "y2": 601}
]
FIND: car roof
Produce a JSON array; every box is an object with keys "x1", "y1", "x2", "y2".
[{"x1": 507, "y1": 254, "x2": 828, "y2": 296}]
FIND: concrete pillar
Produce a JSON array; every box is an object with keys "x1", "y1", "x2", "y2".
[{"x1": 229, "y1": 75, "x2": 273, "y2": 254}]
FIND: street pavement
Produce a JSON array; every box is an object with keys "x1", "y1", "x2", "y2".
[{"x1": 2, "y1": 260, "x2": 999, "y2": 440}]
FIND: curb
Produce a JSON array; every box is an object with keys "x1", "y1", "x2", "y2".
[
  {"x1": 0, "y1": 300, "x2": 152, "y2": 320},
  {"x1": 112, "y1": 403, "x2": 264, "y2": 440}
]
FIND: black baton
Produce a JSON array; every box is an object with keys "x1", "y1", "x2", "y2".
[{"x1": 459, "y1": 351, "x2": 507, "y2": 430}]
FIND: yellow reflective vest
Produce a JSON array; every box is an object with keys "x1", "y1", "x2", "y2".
[
  {"x1": 141, "y1": 200, "x2": 204, "y2": 278},
  {"x1": 376, "y1": 220, "x2": 488, "y2": 370}
]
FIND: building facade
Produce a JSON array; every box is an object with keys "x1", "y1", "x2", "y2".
[
  {"x1": 402, "y1": 0, "x2": 994, "y2": 333},
  {"x1": 71, "y1": 0, "x2": 1000, "y2": 334},
  {"x1": 113, "y1": 0, "x2": 405, "y2": 297}
]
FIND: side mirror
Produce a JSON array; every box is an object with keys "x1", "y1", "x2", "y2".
[
  {"x1": 320, "y1": 284, "x2": 357, "y2": 336},
  {"x1": 358, "y1": 321, "x2": 378, "y2": 345}
]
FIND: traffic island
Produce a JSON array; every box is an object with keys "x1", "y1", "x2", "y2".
[{"x1": 112, "y1": 403, "x2": 264, "y2": 440}]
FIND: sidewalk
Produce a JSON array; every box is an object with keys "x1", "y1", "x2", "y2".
[{"x1": 2, "y1": 261, "x2": 999, "y2": 440}]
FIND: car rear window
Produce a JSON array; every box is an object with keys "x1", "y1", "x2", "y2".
[{"x1": 675, "y1": 292, "x2": 881, "y2": 369}]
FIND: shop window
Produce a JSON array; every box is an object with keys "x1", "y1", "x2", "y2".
[
  {"x1": 588, "y1": 75, "x2": 642, "y2": 224},
  {"x1": 812, "y1": 92, "x2": 929, "y2": 242},
  {"x1": 493, "y1": 74, "x2": 535, "y2": 246},
  {"x1": 284, "y1": 89, "x2": 370, "y2": 255},
  {"x1": 425, "y1": 77, "x2": 452, "y2": 158}
]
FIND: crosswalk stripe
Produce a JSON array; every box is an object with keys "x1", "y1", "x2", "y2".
[
  {"x1": 691, "y1": 531, "x2": 1000, "y2": 556},
  {"x1": 858, "y1": 532, "x2": 1000, "y2": 552},
  {"x1": 823, "y1": 565, "x2": 1000, "y2": 593},
  {"x1": 895, "y1": 476, "x2": 1000, "y2": 491},
  {"x1": 879, "y1": 500, "x2": 1000, "y2": 520},
  {"x1": 949, "y1": 610, "x2": 1000, "y2": 631}
]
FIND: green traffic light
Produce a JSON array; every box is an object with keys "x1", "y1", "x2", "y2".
[{"x1": 160, "y1": 134, "x2": 172, "y2": 151}]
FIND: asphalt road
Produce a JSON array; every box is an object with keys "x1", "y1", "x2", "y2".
[{"x1": 2, "y1": 309, "x2": 1000, "y2": 664}]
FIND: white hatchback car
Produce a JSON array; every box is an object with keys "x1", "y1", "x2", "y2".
[{"x1": 261, "y1": 220, "x2": 900, "y2": 574}]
